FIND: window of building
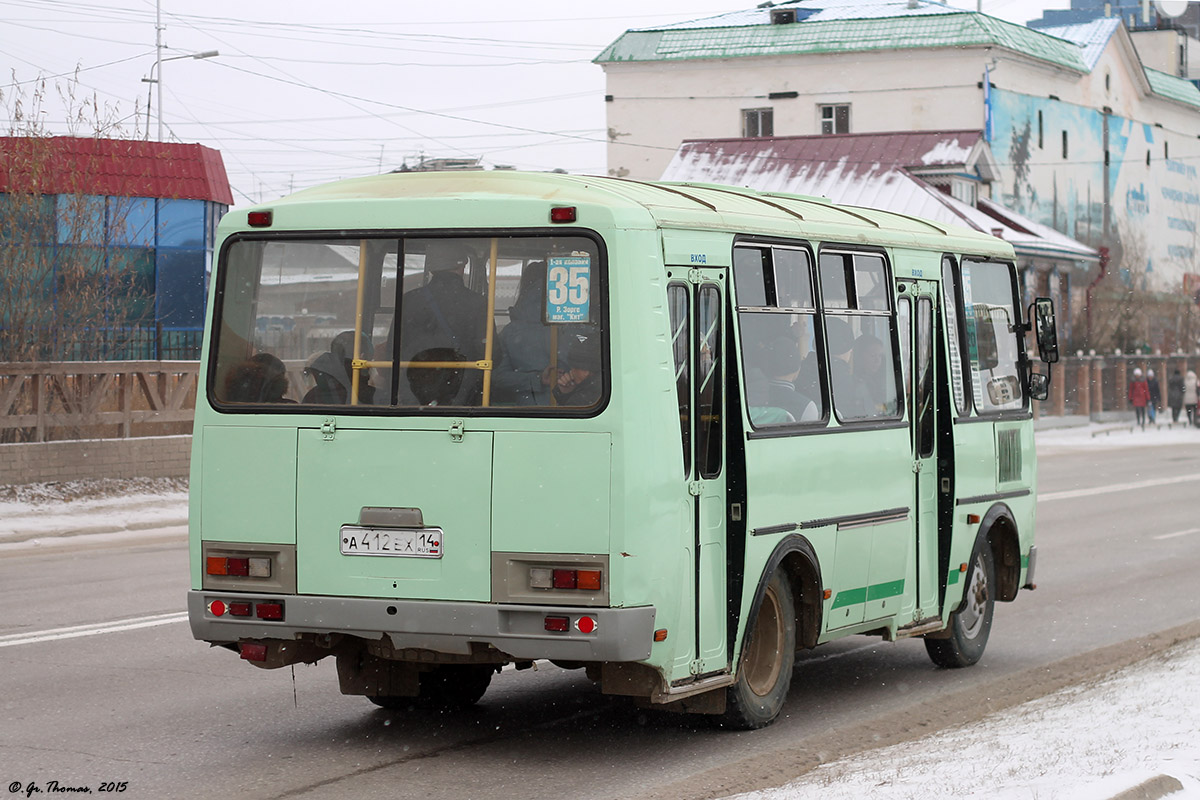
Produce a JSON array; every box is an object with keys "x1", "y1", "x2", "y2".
[
  {"x1": 1037, "y1": 111, "x2": 1044, "y2": 150},
  {"x1": 742, "y1": 108, "x2": 774, "y2": 138},
  {"x1": 951, "y1": 179, "x2": 977, "y2": 206},
  {"x1": 819, "y1": 104, "x2": 850, "y2": 135},
  {"x1": 1062, "y1": 131, "x2": 1069, "y2": 160}
]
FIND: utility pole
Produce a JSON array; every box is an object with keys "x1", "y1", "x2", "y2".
[{"x1": 155, "y1": 0, "x2": 164, "y2": 141}]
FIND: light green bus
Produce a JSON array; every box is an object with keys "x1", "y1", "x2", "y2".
[{"x1": 187, "y1": 171, "x2": 1058, "y2": 728}]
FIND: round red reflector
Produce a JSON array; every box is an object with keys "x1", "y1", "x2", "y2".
[
  {"x1": 208, "y1": 600, "x2": 226, "y2": 617},
  {"x1": 576, "y1": 616, "x2": 596, "y2": 634}
]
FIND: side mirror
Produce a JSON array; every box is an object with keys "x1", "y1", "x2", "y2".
[
  {"x1": 1029, "y1": 371, "x2": 1050, "y2": 401},
  {"x1": 1032, "y1": 297, "x2": 1059, "y2": 364}
]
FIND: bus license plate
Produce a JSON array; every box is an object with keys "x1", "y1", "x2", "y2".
[{"x1": 339, "y1": 526, "x2": 442, "y2": 558}]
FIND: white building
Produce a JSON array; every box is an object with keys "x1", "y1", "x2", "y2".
[{"x1": 596, "y1": 0, "x2": 1200, "y2": 301}]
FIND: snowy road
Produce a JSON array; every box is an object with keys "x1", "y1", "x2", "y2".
[{"x1": 1, "y1": 422, "x2": 1198, "y2": 799}]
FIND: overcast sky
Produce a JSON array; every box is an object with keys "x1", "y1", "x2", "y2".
[{"x1": 2, "y1": 0, "x2": 1069, "y2": 207}]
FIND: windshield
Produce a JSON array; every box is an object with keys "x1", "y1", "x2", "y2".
[{"x1": 210, "y1": 234, "x2": 603, "y2": 412}]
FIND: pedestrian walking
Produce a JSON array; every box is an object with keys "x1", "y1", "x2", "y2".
[
  {"x1": 1129, "y1": 368, "x2": 1150, "y2": 430},
  {"x1": 1185, "y1": 370, "x2": 1199, "y2": 427},
  {"x1": 1168, "y1": 369, "x2": 1185, "y2": 423},
  {"x1": 1146, "y1": 369, "x2": 1161, "y2": 425}
]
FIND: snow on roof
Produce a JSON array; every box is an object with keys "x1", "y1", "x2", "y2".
[
  {"x1": 599, "y1": 3, "x2": 1090, "y2": 73},
  {"x1": 662, "y1": 131, "x2": 1098, "y2": 263},
  {"x1": 1037, "y1": 16, "x2": 1121, "y2": 69}
]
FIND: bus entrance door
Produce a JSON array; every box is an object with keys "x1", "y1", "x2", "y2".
[
  {"x1": 690, "y1": 274, "x2": 728, "y2": 674},
  {"x1": 904, "y1": 282, "x2": 943, "y2": 621}
]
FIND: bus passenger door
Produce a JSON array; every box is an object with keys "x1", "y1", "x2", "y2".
[
  {"x1": 902, "y1": 282, "x2": 943, "y2": 621},
  {"x1": 690, "y1": 275, "x2": 728, "y2": 674}
]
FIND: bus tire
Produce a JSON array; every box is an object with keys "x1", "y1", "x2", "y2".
[
  {"x1": 925, "y1": 539, "x2": 995, "y2": 669},
  {"x1": 720, "y1": 571, "x2": 796, "y2": 730},
  {"x1": 419, "y1": 664, "x2": 495, "y2": 708},
  {"x1": 368, "y1": 664, "x2": 495, "y2": 710}
]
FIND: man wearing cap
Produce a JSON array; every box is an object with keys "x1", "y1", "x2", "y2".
[
  {"x1": 553, "y1": 335, "x2": 602, "y2": 406},
  {"x1": 398, "y1": 240, "x2": 493, "y2": 404}
]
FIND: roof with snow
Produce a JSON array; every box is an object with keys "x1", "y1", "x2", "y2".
[
  {"x1": 0, "y1": 137, "x2": 233, "y2": 205},
  {"x1": 597, "y1": 0, "x2": 1200, "y2": 110},
  {"x1": 1037, "y1": 17, "x2": 1122, "y2": 69},
  {"x1": 661, "y1": 131, "x2": 1098, "y2": 263},
  {"x1": 597, "y1": 1, "x2": 1090, "y2": 72}
]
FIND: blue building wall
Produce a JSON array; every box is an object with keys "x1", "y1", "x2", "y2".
[{"x1": 50, "y1": 193, "x2": 226, "y2": 359}]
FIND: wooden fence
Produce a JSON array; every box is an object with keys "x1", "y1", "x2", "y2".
[
  {"x1": 2, "y1": 354, "x2": 1199, "y2": 445},
  {"x1": 0, "y1": 361, "x2": 199, "y2": 443}
]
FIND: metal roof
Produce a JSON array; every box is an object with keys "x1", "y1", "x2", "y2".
[
  {"x1": 597, "y1": 8, "x2": 1090, "y2": 73},
  {"x1": 1037, "y1": 17, "x2": 1121, "y2": 69},
  {"x1": 661, "y1": 133, "x2": 1098, "y2": 263},
  {"x1": 0, "y1": 136, "x2": 233, "y2": 205},
  {"x1": 1143, "y1": 66, "x2": 1200, "y2": 109}
]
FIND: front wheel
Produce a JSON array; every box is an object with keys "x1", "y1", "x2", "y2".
[
  {"x1": 925, "y1": 540, "x2": 995, "y2": 668},
  {"x1": 720, "y1": 571, "x2": 796, "y2": 729}
]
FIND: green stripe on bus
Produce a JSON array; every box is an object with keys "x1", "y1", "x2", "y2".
[
  {"x1": 867, "y1": 579, "x2": 905, "y2": 601},
  {"x1": 831, "y1": 579, "x2": 905, "y2": 609}
]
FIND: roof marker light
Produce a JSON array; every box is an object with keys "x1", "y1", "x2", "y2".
[
  {"x1": 247, "y1": 210, "x2": 273, "y2": 227},
  {"x1": 550, "y1": 206, "x2": 576, "y2": 223}
]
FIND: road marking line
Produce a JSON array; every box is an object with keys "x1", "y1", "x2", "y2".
[
  {"x1": 0, "y1": 611, "x2": 188, "y2": 648},
  {"x1": 1040, "y1": 472, "x2": 1200, "y2": 502},
  {"x1": 1153, "y1": 528, "x2": 1200, "y2": 541}
]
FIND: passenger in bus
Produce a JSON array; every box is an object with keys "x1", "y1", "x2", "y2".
[
  {"x1": 745, "y1": 367, "x2": 794, "y2": 426},
  {"x1": 825, "y1": 317, "x2": 858, "y2": 417},
  {"x1": 849, "y1": 333, "x2": 890, "y2": 417},
  {"x1": 397, "y1": 241, "x2": 492, "y2": 404},
  {"x1": 764, "y1": 336, "x2": 818, "y2": 422},
  {"x1": 553, "y1": 335, "x2": 601, "y2": 406},
  {"x1": 223, "y1": 352, "x2": 294, "y2": 403},
  {"x1": 493, "y1": 261, "x2": 572, "y2": 405},
  {"x1": 406, "y1": 347, "x2": 465, "y2": 407},
  {"x1": 303, "y1": 330, "x2": 376, "y2": 405}
]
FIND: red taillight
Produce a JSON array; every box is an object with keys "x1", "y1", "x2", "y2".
[
  {"x1": 208, "y1": 600, "x2": 226, "y2": 617},
  {"x1": 550, "y1": 206, "x2": 576, "y2": 223},
  {"x1": 576, "y1": 615, "x2": 597, "y2": 634},
  {"x1": 247, "y1": 210, "x2": 273, "y2": 227},
  {"x1": 544, "y1": 615, "x2": 570, "y2": 632},
  {"x1": 552, "y1": 569, "x2": 577, "y2": 590},
  {"x1": 226, "y1": 558, "x2": 250, "y2": 577},
  {"x1": 255, "y1": 602, "x2": 284, "y2": 621},
  {"x1": 229, "y1": 602, "x2": 252, "y2": 617},
  {"x1": 240, "y1": 642, "x2": 268, "y2": 661}
]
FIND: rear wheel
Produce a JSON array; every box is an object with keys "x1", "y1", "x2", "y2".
[
  {"x1": 925, "y1": 541, "x2": 995, "y2": 668},
  {"x1": 720, "y1": 571, "x2": 795, "y2": 729},
  {"x1": 368, "y1": 664, "x2": 495, "y2": 710}
]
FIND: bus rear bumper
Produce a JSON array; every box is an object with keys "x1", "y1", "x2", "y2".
[{"x1": 187, "y1": 590, "x2": 656, "y2": 663}]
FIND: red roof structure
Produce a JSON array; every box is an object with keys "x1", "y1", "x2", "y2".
[{"x1": 0, "y1": 136, "x2": 233, "y2": 206}]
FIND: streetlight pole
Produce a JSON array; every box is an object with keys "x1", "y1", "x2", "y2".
[
  {"x1": 140, "y1": 0, "x2": 218, "y2": 141},
  {"x1": 142, "y1": 50, "x2": 219, "y2": 141}
]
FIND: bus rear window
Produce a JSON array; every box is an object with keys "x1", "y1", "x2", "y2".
[{"x1": 211, "y1": 235, "x2": 604, "y2": 412}]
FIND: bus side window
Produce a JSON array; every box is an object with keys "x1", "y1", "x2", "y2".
[
  {"x1": 961, "y1": 259, "x2": 1024, "y2": 413},
  {"x1": 820, "y1": 251, "x2": 901, "y2": 422},
  {"x1": 735, "y1": 244, "x2": 822, "y2": 427},
  {"x1": 668, "y1": 283, "x2": 691, "y2": 475},
  {"x1": 942, "y1": 256, "x2": 971, "y2": 416}
]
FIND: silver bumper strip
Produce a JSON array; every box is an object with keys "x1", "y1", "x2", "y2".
[{"x1": 187, "y1": 590, "x2": 656, "y2": 663}]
